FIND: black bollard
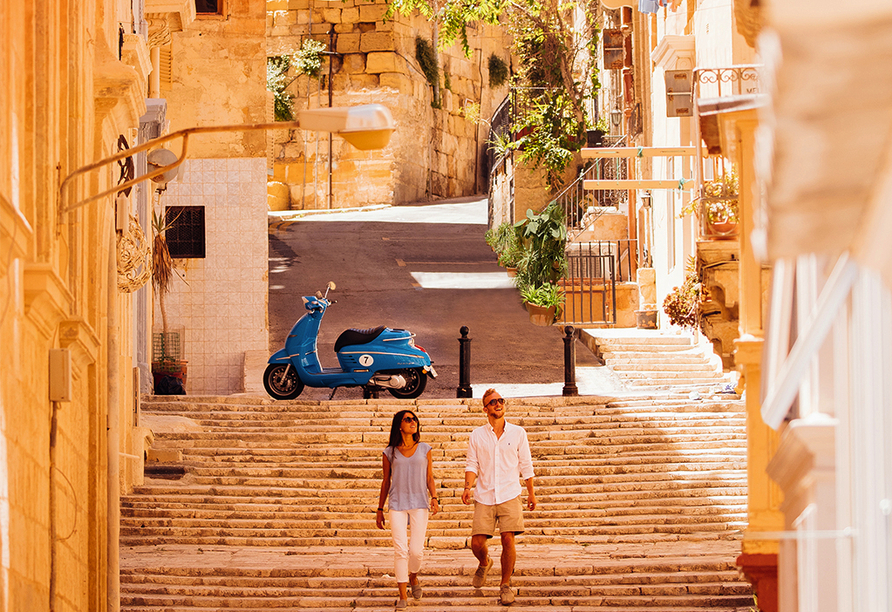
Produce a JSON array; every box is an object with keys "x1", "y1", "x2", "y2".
[
  {"x1": 562, "y1": 326, "x2": 579, "y2": 397},
  {"x1": 457, "y1": 326, "x2": 473, "y2": 398}
]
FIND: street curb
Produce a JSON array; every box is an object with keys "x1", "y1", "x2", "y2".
[{"x1": 268, "y1": 204, "x2": 391, "y2": 224}]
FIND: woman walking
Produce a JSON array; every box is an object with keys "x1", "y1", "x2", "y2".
[{"x1": 376, "y1": 409, "x2": 439, "y2": 609}]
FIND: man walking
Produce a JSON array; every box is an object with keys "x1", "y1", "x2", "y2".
[{"x1": 461, "y1": 388, "x2": 536, "y2": 605}]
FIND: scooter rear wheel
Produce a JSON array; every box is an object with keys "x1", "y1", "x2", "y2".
[
  {"x1": 387, "y1": 368, "x2": 427, "y2": 399},
  {"x1": 263, "y1": 364, "x2": 305, "y2": 400}
]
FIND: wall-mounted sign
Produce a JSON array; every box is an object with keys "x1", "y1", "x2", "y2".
[{"x1": 665, "y1": 70, "x2": 693, "y2": 117}]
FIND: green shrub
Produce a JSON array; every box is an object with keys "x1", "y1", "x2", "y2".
[{"x1": 488, "y1": 54, "x2": 509, "y2": 88}]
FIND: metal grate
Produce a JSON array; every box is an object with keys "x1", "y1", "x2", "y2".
[
  {"x1": 152, "y1": 331, "x2": 182, "y2": 363},
  {"x1": 165, "y1": 206, "x2": 206, "y2": 259}
]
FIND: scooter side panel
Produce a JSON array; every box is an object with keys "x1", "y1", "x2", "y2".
[
  {"x1": 269, "y1": 348, "x2": 290, "y2": 363},
  {"x1": 336, "y1": 344, "x2": 431, "y2": 373}
]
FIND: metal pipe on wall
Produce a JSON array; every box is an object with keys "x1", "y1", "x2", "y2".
[{"x1": 107, "y1": 219, "x2": 121, "y2": 612}]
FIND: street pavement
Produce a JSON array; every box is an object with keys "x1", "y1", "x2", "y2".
[{"x1": 267, "y1": 197, "x2": 628, "y2": 401}]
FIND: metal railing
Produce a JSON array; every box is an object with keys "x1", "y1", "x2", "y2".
[
  {"x1": 551, "y1": 135, "x2": 628, "y2": 241},
  {"x1": 559, "y1": 240, "x2": 637, "y2": 326}
]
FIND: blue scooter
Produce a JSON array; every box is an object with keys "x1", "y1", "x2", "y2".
[{"x1": 264, "y1": 282, "x2": 437, "y2": 400}]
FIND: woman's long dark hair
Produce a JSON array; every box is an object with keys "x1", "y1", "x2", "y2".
[{"x1": 387, "y1": 410, "x2": 421, "y2": 448}]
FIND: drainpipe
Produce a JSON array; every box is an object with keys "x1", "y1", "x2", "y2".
[{"x1": 107, "y1": 219, "x2": 120, "y2": 612}]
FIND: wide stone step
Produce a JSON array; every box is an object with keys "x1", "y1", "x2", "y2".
[
  {"x1": 120, "y1": 531, "x2": 742, "y2": 548},
  {"x1": 610, "y1": 362, "x2": 720, "y2": 373},
  {"x1": 602, "y1": 355, "x2": 712, "y2": 365},
  {"x1": 122, "y1": 493, "x2": 747, "y2": 518}
]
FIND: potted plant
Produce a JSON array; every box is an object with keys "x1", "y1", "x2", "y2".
[
  {"x1": 151, "y1": 207, "x2": 187, "y2": 394},
  {"x1": 662, "y1": 257, "x2": 702, "y2": 330},
  {"x1": 586, "y1": 116, "x2": 609, "y2": 147},
  {"x1": 520, "y1": 282, "x2": 564, "y2": 326},
  {"x1": 700, "y1": 169, "x2": 739, "y2": 237},
  {"x1": 490, "y1": 221, "x2": 523, "y2": 273},
  {"x1": 499, "y1": 240, "x2": 525, "y2": 276}
]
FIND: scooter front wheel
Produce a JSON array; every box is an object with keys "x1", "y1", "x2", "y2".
[
  {"x1": 263, "y1": 364, "x2": 305, "y2": 400},
  {"x1": 387, "y1": 368, "x2": 427, "y2": 399}
]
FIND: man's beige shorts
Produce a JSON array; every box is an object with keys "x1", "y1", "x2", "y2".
[{"x1": 471, "y1": 497, "x2": 525, "y2": 537}]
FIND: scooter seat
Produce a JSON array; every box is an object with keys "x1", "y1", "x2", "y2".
[{"x1": 334, "y1": 325, "x2": 386, "y2": 352}]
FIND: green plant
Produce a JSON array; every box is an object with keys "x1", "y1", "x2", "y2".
[
  {"x1": 484, "y1": 227, "x2": 495, "y2": 248},
  {"x1": 486, "y1": 129, "x2": 515, "y2": 159},
  {"x1": 514, "y1": 201, "x2": 568, "y2": 288},
  {"x1": 394, "y1": 0, "x2": 601, "y2": 188},
  {"x1": 513, "y1": 89, "x2": 584, "y2": 190},
  {"x1": 520, "y1": 281, "x2": 564, "y2": 309},
  {"x1": 592, "y1": 116, "x2": 608, "y2": 133},
  {"x1": 489, "y1": 221, "x2": 517, "y2": 252},
  {"x1": 267, "y1": 55, "x2": 294, "y2": 122},
  {"x1": 443, "y1": 70, "x2": 452, "y2": 91},
  {"x1": 681, "y1": 168, "x2": 739, "y2": 224},
  {"x1": 415, "y1": 36, "x2": 441, "y2": 107},
  {"x1": 293, "y1": 38, "x2": 327, "y2": 78},
  {"x1": 499, "y1": 239, "x2": 525, "y2": 268},
  {"x1": 662, "y1": 257, "x2": 701, "y2": 329},
  {"x1": 488, "y1": 54, "x2": 509, "y2": 88},
  {"x1": 702, "y1": 169, "x2": 739, "y2": 224}
]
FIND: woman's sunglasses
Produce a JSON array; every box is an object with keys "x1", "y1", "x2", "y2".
[
  {"x1": 402, "y1": 415, "x2": 418, "y2": 423},
  {"x1": 486, "y1": 397, "x2": 505, "y2": 408}
]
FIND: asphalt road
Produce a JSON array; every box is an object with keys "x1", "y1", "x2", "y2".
[{"x1": 267, "y1": 197, "x2": 604, "y2": 400}]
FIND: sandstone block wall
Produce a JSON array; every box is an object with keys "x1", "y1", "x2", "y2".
[{"x1": 267, "y1": 0, "x2": 513, "y2": 208}]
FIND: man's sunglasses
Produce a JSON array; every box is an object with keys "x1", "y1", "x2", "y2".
[
  {"x1": 486, "y1": 397, "x2": 505, "y2": 408},
  {"x1": 402, "y1": 415, "x2": 418, "y2": 423}
]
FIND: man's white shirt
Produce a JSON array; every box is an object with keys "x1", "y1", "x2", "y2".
[{"x1": 465, "y1": 419, "x2": 534, "y2": 505}]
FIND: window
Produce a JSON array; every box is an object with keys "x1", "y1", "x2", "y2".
[
  {"x1": 165, "y1": 206, "x2": 205, "y2": 259},
  {"x1": 195, "y1": 0, "x2": 223, "y2": 15}
]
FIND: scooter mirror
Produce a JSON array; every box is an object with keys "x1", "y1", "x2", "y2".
[{"x1": 328, "y1": 281, "x2": 336, "y2": 291}]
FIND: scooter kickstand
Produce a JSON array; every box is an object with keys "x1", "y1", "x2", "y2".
[{"x1": 328, "y1": 388, "x2": 337, "y2": 400}]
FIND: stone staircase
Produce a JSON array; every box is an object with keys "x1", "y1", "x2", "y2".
[
  {"x1": 120, "y1": 395, "x2": 753, "y2": 611},
  {"x1": 581, "y1": 331, "x2": 735, "y2": 393}
]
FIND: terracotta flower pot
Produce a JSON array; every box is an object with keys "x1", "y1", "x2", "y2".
[{"x1": 526, "y1": 303, "x2": 556, "y2": 326}]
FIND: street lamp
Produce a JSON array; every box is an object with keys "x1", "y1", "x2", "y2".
[
  {"x1": 298, "y1": 104, "x2": 394, "y2": 151},
  {"x1": 58, "y1": 104, "x2": 395, "y2": 216}
]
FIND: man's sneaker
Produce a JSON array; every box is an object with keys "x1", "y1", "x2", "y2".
[
  {"x1": 394, "y1": 599, "x2": 408, "y2": 609},
  {"x1": 500, "y1": 583, "x2": 515, "y2": 605},
  {"x1": 472, "y1": 557, "x2": 493, "y2": 588},
  {"x1": 410, "y1": 581, "x2": 423, "y2": 600}
]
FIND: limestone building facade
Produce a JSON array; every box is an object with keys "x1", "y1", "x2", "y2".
[
  {"x1": 0, "y1": 0, "x2": 186, "y2": 609},
  {"x1": 152, "y1": 0, "x2": 270, "y2": 395}
]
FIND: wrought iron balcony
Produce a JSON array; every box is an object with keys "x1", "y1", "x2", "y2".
[{"x1": 693, "y1": 64, "x2": 762, "y2": 240}]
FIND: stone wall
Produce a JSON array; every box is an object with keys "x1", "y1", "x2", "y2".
[
  {"x1": 164, "y1": 0, "x2": 268, "y2": 158},
  {"x1": 266, "y1": 0, "x2": 512, "y2": 208}
]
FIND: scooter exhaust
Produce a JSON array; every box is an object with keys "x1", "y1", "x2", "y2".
[{"x1": 370, "y1": 373, "x2": 407, "y2": 389}]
